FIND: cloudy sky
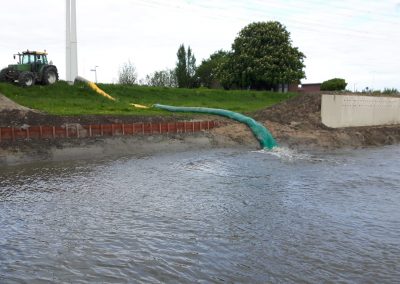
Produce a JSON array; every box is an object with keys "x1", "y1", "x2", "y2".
[{"x1": 0, "y1": 0, "x2": 399, "y2": 90}]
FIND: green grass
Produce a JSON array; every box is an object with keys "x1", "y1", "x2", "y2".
[{"x1": 0, "y1": 81, "x2": 297, "y2": 116}]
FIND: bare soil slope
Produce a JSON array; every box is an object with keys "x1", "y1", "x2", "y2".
[
  {"x1": 0, "y1": 94, "x2": 37, "y2": 112},
  {"x1": 254, "y1": 93, "x2": 324, "y2": 129}
]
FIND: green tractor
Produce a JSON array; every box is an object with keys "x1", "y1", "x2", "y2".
[{"x1": 0, "y1": 50, "x2": 59, "y2": 87}]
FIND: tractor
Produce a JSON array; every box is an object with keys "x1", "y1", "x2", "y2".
[{"x1": 0, "y1": 50, "x2": 59, "y2": 87}]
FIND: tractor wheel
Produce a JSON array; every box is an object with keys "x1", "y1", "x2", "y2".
[
  {"x1": 18, "y1": 72, "x2": 35, "y2": 87},
  {"x1": 0, "y1": 68, "x2": 9, "y2": 82},
  {"x1": 42, "y1": 66, "x2": 59, "y2": 85}
]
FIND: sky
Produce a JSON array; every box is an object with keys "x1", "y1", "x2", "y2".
[{"x1": 0, "y1": 0, "x2": 399, "y2": 91}]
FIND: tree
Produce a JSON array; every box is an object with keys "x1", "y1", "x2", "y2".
[
  {"x1": 382, "y1": 88, "x2": 399, "y2": 94},
  {"x1": 320, "y1": 78, "x2": 347, "y2": 91},
  {"x1": 196, "y1": 50, "x2": 229, "y2": 88},
  {"x1": 175, "y1": 45, "x2": 187, "y2": 88},
  {"x1": 227, "y1": 21, "x2": 306, "y2": 90},
  {"x1": 145, "y1": 69, "x2": 177, "y2": 87},
  {"x1": 187, "y1": 46, "x2": 196, "y2": 81},
  {"x1": 175, "y1": 44, "x2": 197, "y2": 88},
  {"x1": 118, "y1": 60, "x2": 137, "y2": 85}
]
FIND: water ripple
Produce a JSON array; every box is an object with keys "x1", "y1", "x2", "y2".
[{"x1": 1, "y1": 147, "x2": 400, "y2": 283}]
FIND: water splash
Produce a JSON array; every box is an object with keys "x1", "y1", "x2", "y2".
[{"x1": 253, "y1": 147, "x2": 324, "y2": 162}]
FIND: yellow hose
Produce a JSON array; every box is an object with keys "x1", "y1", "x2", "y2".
[
  {"x1": 130, "y1": 103, "x2": 150, "y2": 109},
  {"x1": 75, "y1": 76, "x2": 116, "y2": 101},
  {"x1": 75, "y1": 76, "x2": 151, "y2": 109},
  {"x1": 87, "y1": 81, "x2": 116, "y2": 101}
]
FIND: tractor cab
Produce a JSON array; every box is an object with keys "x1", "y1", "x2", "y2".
[{"x1": 14, "y1": 51, "x2": 49, "y2": 72}]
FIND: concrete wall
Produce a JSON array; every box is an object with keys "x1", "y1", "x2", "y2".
[{"x1": 321, "y1": 94, "x2": 400, "y2": 128}]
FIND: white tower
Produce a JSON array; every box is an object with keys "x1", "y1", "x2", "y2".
[{"x1": 66, "y1": 0, "x2": 78, "y2": 83}]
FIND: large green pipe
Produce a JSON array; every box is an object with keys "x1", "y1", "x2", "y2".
[{"x1": 153, "y1": 104, "x2": 277, "y2": 149}]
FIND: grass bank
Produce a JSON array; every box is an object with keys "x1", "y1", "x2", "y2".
[{"x1": 0, "y1": 81, "x2": 297, "y2": 116}]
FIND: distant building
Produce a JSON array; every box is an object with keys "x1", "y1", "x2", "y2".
[{"x1": 289, "y1": 83, "x2": 322, "y2": 94}]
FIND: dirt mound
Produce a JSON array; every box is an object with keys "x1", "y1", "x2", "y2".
[
  {"x1": 254, "y1": 93, "x2": 325, "y2": 129},
  {"x1": 0, "y1": 94, "x2": 36, "y2": 112},
  {"x1": 0, "y1": 94, "x2": 48, "y2": 127}
]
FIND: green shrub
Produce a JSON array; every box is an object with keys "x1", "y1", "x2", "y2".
[{"x1": 320, "y1": 78, "x2": 347, "y2": 91}]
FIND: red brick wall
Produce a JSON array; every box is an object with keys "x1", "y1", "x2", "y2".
[
  {"x1": 289, "y1": 83, "x2": 321, "y2": 94},
  {"x1": 0, "y1": 121, "x2": 223, "y2": 143}
]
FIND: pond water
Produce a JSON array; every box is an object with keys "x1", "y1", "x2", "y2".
[{"x1": 1, "y1": 146, "x2": 400, "y2": 283}]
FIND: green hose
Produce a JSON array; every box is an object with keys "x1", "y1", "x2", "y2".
[{"x1": 153, "y1": 104, "x2": 277, "y2": 150}]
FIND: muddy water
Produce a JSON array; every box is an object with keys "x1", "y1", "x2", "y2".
[{"x1": 1, "y1": 146, "x2": 400, "y2": 283}]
